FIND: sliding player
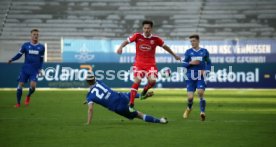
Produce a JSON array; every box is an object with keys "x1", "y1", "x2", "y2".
[{"x1": 85, "y1": 72, "x2": 168, "y2": 125}]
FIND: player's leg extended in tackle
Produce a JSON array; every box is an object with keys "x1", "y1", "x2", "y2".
[
  {"x1": 129, "y1": 65, "x2": 157, "y2": 111},
  {"x1": 129, "y1": 76, "x2": 141, "y2": 111},
  {"x1": 140, "y1": 65, "x2": 157, "y2": 100}
]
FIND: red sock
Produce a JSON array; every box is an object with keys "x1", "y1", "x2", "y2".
[
  {"x1": 130, "y1": 83, "x2": 140, "y2": 106},
  {"x1": 143, "y1": 81, "x2": 156, "y2": 94}
]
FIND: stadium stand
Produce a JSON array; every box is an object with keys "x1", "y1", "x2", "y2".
[{"x1": 0, "y1": 0, "x2": 275, "y2": 62}]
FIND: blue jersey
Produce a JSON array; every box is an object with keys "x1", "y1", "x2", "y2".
[
  {"x1": 11, "y1": 42, "x2": 45, "y2": 73},
  {"x1": 182, "y1": 48, "x2": 211, "y2": 77},
  {"x1": 86, "y1": 80, "x2": 127, "y2": 111}
]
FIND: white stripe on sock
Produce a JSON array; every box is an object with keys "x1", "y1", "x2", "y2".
[{"x1": 143, "y1": 114, "x2": 147, "y2": 121}]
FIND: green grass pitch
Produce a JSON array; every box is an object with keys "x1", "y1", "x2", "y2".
[{"x1": 0, "y1": 89, "x2": 276, "y2": 147}]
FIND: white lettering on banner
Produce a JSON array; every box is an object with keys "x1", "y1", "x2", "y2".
[
  {"x1": 225, "y1": 57, "x2": 235, "y2": 63},
  {"x1": 114, "y1": 43, "x2": 272, "y2": 56},
  {"x1": 236, "y1": 56, "x2": 266, "y2": 63},
  {"x1": 208, "y1": 67, "x2": 259, "y2": 83},
  {"x1": 43, "y1": 67, "x2": 55, "y2": 81},
  {"x1": 38, "y1": 65, "x2": 90, "y2": 81},
  {"x1": 210, "y1": 57, "x2": 225, "y2": 63},
  {"x1": 236, "y1": 45, "x2": 271, "y2": 54},
  {"x1": 219, "y1": 45, "x2": 232, "y2": 54},
  {"x1": 125, "y1": 66, "x2": 260, "y2": 84},
  {"x1": 210, "y1": 56, "x2": 266, "y2": 63},
  {"x1": 204, "y1": 45, "x2": 218, "y2": 54},
  {"x1": 37, "y1": 64, "x2": 263, "y2": 85}
]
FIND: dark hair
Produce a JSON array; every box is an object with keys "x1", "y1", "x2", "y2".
[
  {"x1": 189, "y1": 34, "x2": 200, "y2": 40},
  {"x1": 142, "y1": 20, "x2": 153, "y2": 27},
  {"x1": 30, "y1": 29, "x2": 39, "y2": 33}
]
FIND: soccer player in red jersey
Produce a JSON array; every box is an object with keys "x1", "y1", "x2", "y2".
[{"x1": 117, "y1": 20, "x2": 181, "y2": 111}]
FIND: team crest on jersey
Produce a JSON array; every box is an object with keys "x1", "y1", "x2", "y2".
[
  {"x1": 150, "y1": 40, "x2": 155, "y2": 45},
  {"x1": 139, "y1": 44, "x2": 152, "y2": 51}
]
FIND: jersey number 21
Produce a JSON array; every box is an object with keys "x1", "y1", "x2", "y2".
[{"x1": 91, "y1": 84, "x2": 111, "y2": 99}]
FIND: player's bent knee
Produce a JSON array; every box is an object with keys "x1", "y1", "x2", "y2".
[
  {"x1": 18, "y1": 83, "x2": 24, "y2": 88},
  {"x1": 134, "y1": 78, "x2": 142, "y2": 84},
  {"x1": 32, "y1": 87, "x2": 36, "y2": 91},
  {"x1": 197, "y1": 91, "x2": 204, "y2": 98},
  {"x1": 148, "y1": 79, "x2": 156, "y2": 84},
  {"x1": 187, "y1": 92, "x2": 194, "y2": 99},
  {"x1": 188, "y1": 98, "x2": 194, "y2": 101},
  {"x1": 136, "y1": 111, "x2": 144, "y2": 119},
  {"x1": 147, "y1": 81, "x2": 156, "y2": 87}
]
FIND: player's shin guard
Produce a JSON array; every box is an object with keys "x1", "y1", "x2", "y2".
[
  {"x1": 142, "y1": 81, "x2": 156, "y2": 96},
  {"x1": 130, "y1": 83, "x2": 139, "y2": 107},
  {"x1": 143, "y1": 114, "x2": 160, "y2": 123},
  {"x1": 187, "y1": 98, "x2": 193, "y2": 110},
  {"x1": 200, "y1": 98, "x2": 206, "y2": 112},
  {"x1": 27, "y1": 87, "x2": 35, "y2": 97},
  {"x1": 16, "y1": 87, "x2": 23, "y2": 104}
]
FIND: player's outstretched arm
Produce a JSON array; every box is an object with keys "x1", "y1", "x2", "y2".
[
  {"x1": 117, "y1": 40, "x2": 129, "y2": 54},
  {"x1": 9, "y1": 44, "x2": 26, "y2": 63},
  {"x1": 162, "y1": 45, "x2": 181, "y2": 60},
  {"x1": 8, "y1": 52, "x2": 23, "y2": 63},
  {"x1": 86, "y1": 102, "x2": 94, "y2": 125}
]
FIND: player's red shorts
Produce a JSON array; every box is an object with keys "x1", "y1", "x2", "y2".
[{"x1": 133, "y1": 64, "x2": 158, "y2": 79}]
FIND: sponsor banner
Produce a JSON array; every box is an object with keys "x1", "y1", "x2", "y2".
[
  {"x1": 62, "y1": 39, "x2": 276, "y2": 63},
  {"x1": 0, "y1": 63, "x2": 276, "y2": 88}
]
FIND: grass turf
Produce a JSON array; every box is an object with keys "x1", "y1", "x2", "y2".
[{"x1": 0, "y1": 89, "x2": 276, "y2": 147}]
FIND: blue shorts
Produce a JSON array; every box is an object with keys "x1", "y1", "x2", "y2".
[
  {"x1": 17, "y1": 70, "x2": 38, "y2": 83},
  {"x1": 186, "y1": 77, "x2": 206, "y2": 92},
  {"x1": 113, "y1": 94, "x2": 138, "y2": 120}
]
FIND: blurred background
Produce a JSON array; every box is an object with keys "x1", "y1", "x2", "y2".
[{"x1": 0, "y1": 0, "x2": 276, "y2": 88}]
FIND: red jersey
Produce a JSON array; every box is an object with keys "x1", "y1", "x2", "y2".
[{"x1": 127, "y1": 33, "x2": 165, "y2": 66}]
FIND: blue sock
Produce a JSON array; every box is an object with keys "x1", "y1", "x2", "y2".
[
  {"x1": 143, "y1": 114, "x2": 160, "y2": 123},
  {"x1": 27, "y1": 87, "x2": 35, "y2": 97},
  {"x1": 187, "y1": 98, "x2": 193, "y2": 109},
  {"x1": 200, "y1": 98, "x2": 206, "y2": 112},
  {"x1": 16, "y1": 87, "x2": 22, "y2": 104}
]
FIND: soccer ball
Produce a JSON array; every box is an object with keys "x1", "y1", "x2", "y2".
[{"x1": 160, "y1": 67, "x2": 172, "y2": 78}]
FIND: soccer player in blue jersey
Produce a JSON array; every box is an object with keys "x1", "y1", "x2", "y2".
[
  {"x1": 85, "y1": 72, "x2": 168, "y2": 125},
  {"x1": 182, "y1": 34, "x2": 211, "y2": 121},
  {"x1": 8, "y1": 29, "x2": 45, "y2": 108}
]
